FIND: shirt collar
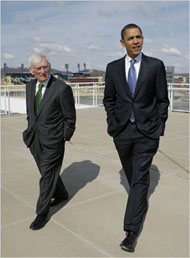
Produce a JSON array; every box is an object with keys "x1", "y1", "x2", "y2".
[
  {"x1": 126, "y1": 52, "x2": 142, "y2": 63},
  {"x1": 36, "y1": 74, "x2": 51, "y2": 88}
]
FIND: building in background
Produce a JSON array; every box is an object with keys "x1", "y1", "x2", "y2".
[
  {"x1": 69, "y1": 76, "x2": 103, "y2": 85},
  {"x1": 165, "y1": 66, "x2": 175, "y2": 83}
]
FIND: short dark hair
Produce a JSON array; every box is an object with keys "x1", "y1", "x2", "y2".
[{"x1": 121, "y1": 24, "x2": 143, "y2": 40}]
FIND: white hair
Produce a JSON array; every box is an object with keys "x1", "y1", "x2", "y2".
[{"x1": 28, "y1": 53, "x2": 50, "y2": 67}]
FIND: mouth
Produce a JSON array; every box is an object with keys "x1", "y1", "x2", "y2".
[
  {"x1": 40, "y1": 74, "x2": 47, "y2": 78},
  {"x1": 132, "y1": 46, "x2": 141, "y2": 51}
]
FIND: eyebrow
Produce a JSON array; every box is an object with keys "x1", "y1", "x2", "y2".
[{"x1": 127, "y1": 35, "x2": 142, "y2": 40}]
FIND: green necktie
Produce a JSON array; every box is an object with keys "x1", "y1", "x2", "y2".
[{"x1": 35, "y1": 83, "x2": 44, "y2": 113}]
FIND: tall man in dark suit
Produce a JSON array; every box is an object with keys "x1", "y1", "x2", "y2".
[
  {"x1": 103, "y1": 24, "x2": 169, "y2": 252},
  {"x1": 23, "y1": 54, "x2": 76, "y2": 230}
]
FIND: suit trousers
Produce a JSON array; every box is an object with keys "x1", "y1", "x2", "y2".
[
  {"x1": 29, "y1": 134, "x2": 67, "y2": 216},
  {"x1": 113, "y1": 122, "x2": 159, "y2": 234}
]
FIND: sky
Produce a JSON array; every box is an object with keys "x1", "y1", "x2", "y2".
[{"x1": 1, "y1": 0, "x2": 189, "y2": 73}]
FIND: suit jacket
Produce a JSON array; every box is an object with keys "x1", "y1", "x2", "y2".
[
  {"x1": 23, "y1": 75, "x2": 76, "y2": 148},
  {"x1": 103, "y1": 54, "x2": 169, "y2": 139}
]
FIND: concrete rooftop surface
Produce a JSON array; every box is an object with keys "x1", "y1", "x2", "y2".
[{"x1": 1, "y1": 108, "x2": 189, "y2": 257}]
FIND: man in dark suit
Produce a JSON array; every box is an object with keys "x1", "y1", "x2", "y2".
[
  {"x1": 103, "y1": 24, "x2": 169, "y2": 252},
  {"x1": 23, "y1": 54, "x2": 76, "y2": 230}
]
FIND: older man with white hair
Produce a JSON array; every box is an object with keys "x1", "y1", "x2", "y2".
[{"x1": 23, "y1": 53, "x2": 76, "y2": 230}]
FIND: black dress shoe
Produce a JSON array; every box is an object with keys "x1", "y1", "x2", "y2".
[
  {"x1": 120, "y1": 231, "x2": 138, "y2": 252},
  {"x1": 50, "y1": 192, "x2": 69, "y2": 206},
  {"x1": 30, "y1": 214, "x2": 50, "y2": 230}
]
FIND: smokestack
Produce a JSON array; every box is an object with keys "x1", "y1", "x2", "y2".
[
  {"x1": 77, "y1": 63, "x2": 80, "y2": 72},
  {"x1": 21, "y1": 64, "x2": 24, "y2": 74},
  {"x1": 4, "y1": 63, "x2": 7, "y2": 74},
  {"x1": 65, "y1": 64, "x2": 69, "y2": 80},
  {"x1": 83, "y1": 63, "x2": 86, "y2": 71}
]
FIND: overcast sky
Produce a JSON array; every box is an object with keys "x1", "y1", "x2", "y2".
[{"x1": 1, "y1": 0, "x2": 189, "y2": 73}]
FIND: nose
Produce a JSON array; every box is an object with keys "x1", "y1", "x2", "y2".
[
  {"x1": 133, "y1": 37, "x2": 138, "y2": 44},
  {"x1": 40, "y1": 67, "x2": 46, "y2": 73}
]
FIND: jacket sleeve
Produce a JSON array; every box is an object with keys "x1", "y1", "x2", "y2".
[
  {"x1": 22, "y1": 82, "x2": 34, "y2": 147},
  {"x1": 155, "y1": 61, "x2": 170, "y2": 135},
  {"x1": 25, "y1": 83, "x2": 30, "y2": 125},
  {"x1": 60, "y1": 85, "x2": 76, "y2": 141},
  {"x1": 103, "y1": 63, "x2": 117, "y2": 122}
]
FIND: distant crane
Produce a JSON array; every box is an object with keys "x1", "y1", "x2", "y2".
[
  {"x1": 65, "y1": 63, "x2": 69, "y2": 80},
  {"x1": 77, "y1": 63, "x2": 80, "y2": 72}
]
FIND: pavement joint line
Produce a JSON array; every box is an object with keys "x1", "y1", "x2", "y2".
[
  {"x1": 164, "y1": 135, "x2": 189, "y2": 142},
  {"x1": 1, "y1": 186, "x2": 36, "y2": 210},
  {"x1": 72, "y1": 133, "x2": 112, "y2": 144},
  {"x1": 1, "y1": 216, "x2": 34, "y2": 229},
  {"x1": 160, "y1": 172, "x2": 189, "y2": 180},
  {"x1": 158, "y1": 150, "x2": 189, "y2": 173},
  {"x1": 160, "y1": 172, "x2": 179, "y2": 178},
  {"x1": 51, "y1": 219, "x2": 113, "y2": 257},
  {"x1": 169, "y1": 119, "x2": 189, "y2": 124},
  {"x1": 1, "y1": 186, "x2": 113, "y2": 257},
  {"x1": 158, "y1": 153, "x2": 189, "y2": 160},
  {"x1": 1, "y1": 184, "x2": 117, "y2": 257},
  {"x1": 65, "y1": 147, "x2": 119, "y2": 160},
  {"x1": 1, "y1": 185, "x2": 120, "y2": 213},
  {"x1": 65, "y1": 190, "x2": 121, "y2": 209}
]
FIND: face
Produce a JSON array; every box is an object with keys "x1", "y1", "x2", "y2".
[
  {"x1": 120, "y1": 27, "x2": 144, "y2": 58},
  {"x1": 29, "y1": 56, "x2": 50, "y2": 83}
]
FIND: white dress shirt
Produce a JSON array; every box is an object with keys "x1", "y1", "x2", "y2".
[
  {"x1": 35, "y1": 74, "x2": 51, "y2": 97},
  {"x1": 125, "y1": 52, "x2": 142, "y2": 81}
]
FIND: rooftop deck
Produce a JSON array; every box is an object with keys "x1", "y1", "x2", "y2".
[{"x1": 1, "y1": 108, "x2": 189, "y2": 257}]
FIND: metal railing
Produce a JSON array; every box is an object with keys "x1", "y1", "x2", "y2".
[
  {"x1": 70, "y1": 82, "x2": 105, "y2": 108},
  {"x1": 0, "y1": 82, "x2": 189, "y2": 116},
  {"x1": 0, "y1": 86, "x2": 26, "y2": 116},
  {"x1": 168, "y1": 83, "x2": 189, "y2": 113}
]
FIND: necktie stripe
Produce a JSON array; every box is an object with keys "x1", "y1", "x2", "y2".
[
  {"x1": 128, "y1": 59, "x2": 136, "y2": 122},
  {"x1": 35, "y1": 84, "x2": 44, "y2": 114}
]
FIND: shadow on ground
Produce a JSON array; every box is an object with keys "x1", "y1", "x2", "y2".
[
  {"x1": 49, "y1": 160, "x2": 100, "y2": 216},
  {"x1": 119, "y1": 164, "x2": 160, "y2": 198},
  {"x1": 118, "y1": 164, "x2": 160, "y2": 236}
]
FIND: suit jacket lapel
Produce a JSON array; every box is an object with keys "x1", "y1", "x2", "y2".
[
  {"x1": 29, "y1": 80, "x2": 36, "y2": 118},
  {"x1": 134, "y1": 54, "x2": 148, "y2": 98},
  {"x1": 118, "y1": 56, "x2": 132, "y2": 98},
  {"x1": 36, "y1": 75, "x2": 54, "y2": 118}
]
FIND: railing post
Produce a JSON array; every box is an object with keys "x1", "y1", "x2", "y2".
[
  {"x1": 77, "y1": 83, "x2": 80, "y2": 106},
  {"x1": 7, "y1": 90, "x2": 11, "y2": 116},
  {"x1": 170, "y1": 84, "x2": 174, "y2": 112},
  {"x1": 74, "y1": 86, "x2": 78, "y2": 105},
  {"x1": 4, "y1": 90, "x2": 7, "y2": 115},
  {"x1": 95, "y1": 85, "x2": 98, "y2": 106}
]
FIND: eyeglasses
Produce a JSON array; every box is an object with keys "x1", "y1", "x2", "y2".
[{"x1": 33, "y1": 65, "x2": 49, "y2": 72}]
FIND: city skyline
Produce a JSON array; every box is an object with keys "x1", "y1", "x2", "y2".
[{"x1": 2, "y1": 1, "x2": 189, "y2": 73}]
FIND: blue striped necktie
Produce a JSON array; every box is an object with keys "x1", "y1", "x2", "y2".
[{"x1": 128, "y1": 59, "x2": 136, "y2": 122}]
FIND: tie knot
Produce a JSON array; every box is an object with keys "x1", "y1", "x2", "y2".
[
  {"x1": 130, "y1": 59, "x2": 136, "y2": 66},
  {"x1": 38, "y1": 83, "x2": 44, "y2": 90}
]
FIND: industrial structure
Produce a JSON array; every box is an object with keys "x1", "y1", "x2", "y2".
[{"x1": 1, "y1": 63, "x2": 189, "y2": 86}]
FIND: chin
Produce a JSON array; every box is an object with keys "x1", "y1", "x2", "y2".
[
  {"x1": 133, "y1": 52, "x2": 140, "y2": 57},
  {"x1": 40, "y1": 77, "x2": 47, "y2": 82}
]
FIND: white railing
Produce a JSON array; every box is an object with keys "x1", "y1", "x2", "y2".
[
  {"x1": 168, "y1": 83, "x2": 189, "y2": 113},
  {"x1": 70, "y1": 82, "x2": 105, "y2": 108},
  {"x1": 0, "y1": 83, "x2": 189, "y2": 116},
  {"x1": 0, "y1": 86, "x2": 26, "y2": 116},
  {"x1": 0, "y1": 83, "x2": 105, "y2": 115}
]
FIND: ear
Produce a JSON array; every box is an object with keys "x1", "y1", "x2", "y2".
[
  {"x1": 29, "y1": 67, "x2": 34, "y2": 75},
  {"x1": 120, "y1": 39, "x2": 125, "y2": 48}
]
